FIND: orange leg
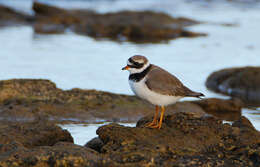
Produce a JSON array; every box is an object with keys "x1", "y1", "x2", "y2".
[
  {"x1": 145, "y1": 105, "x2": 159, "y2": 127},
  {"x1": 150, "y1": 106, "x2": 165, "y2": 129}
]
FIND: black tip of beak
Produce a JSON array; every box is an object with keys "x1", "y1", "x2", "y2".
[{"x1": 122, "y1": 66, "x2": 128, "y2": 70}]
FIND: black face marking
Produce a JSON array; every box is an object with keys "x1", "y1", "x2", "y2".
[
  {"x1": 129, "y1": 64, "x2": 152, "y2": 82},
  {"x1": 128, "y1": 58, "x2": 144, "y2": 69}
]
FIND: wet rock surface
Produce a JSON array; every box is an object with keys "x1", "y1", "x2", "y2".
[
  {"x1": 0, "y1": 79, "x2": 152, "y2": 123},
  {"x1": 85, "y1": 137, "x2": 104, "y2": 153},
  {"x1": 1, "y1": 112, "x2": 259, "y2": 166},
  {"x1": 191, "y1": 98, "x2": 243, "y2": 121},
  {"x1": 0, "y1": 5, "x2": 33, "y2": 27},
  {"x1": 0, "y1": 142, "x2": 103, "y2": 167},
  {"x1": 206, "y1": 66, "x2": 260, "y2": 107},
  {"x1": 32, "y1": 2, "x2": 206, "y2": 43},
  {"x1": 0, "y1": 121, "x2": 73, "y2": 149},
  {"x1": 0, "y1": 79, "x2": 257, "y2": 166},
  {"x1": 96, "y1": 112, "x2": 260, "y2": 167},
  {"x1": 0, "y1": 2, "x2": 206, "y2": 43},
  {"x1": 0, "y1": 121, "x2": 120, "y2": 167},
  {"x1": 0, "y1": 79, "x2": 243, "y2": 123},
  {"x1": 0, "y1": 79, "x2": 243, "y2": 124}
]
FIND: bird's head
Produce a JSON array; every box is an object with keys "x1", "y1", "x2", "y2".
[{"x1": 122, "y1": 55, "x2": 150, "y2": 74}]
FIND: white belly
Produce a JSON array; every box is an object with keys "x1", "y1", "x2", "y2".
[{"x1": 129, "y1": 78, "x2": 182, "y2": 106}]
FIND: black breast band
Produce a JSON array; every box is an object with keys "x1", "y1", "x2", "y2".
[{"x1": 129, "y1": 65, "x2": 152, "y2": 82}]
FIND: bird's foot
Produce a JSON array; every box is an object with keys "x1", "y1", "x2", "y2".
[
  {"x1": 148, "y1": 123, "x2": 162, "y2": 129},
  {"x1": 145, "y1": 120, "x2": 158, "y2": 128}
]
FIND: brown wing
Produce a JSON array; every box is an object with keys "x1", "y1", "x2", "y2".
[{"x1": 145, "y1": 65, "x2": 199, "y2": 97}]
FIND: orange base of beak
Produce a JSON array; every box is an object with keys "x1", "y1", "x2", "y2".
[{"x1": 122, "y1": 66, "x2": 129, "y2": 70}]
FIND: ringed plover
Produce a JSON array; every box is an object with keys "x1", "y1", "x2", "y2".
[{"x1": 122, "y1": 55, "x2": 204, "y2": 129}]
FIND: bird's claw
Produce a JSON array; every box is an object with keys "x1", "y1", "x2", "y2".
[
  {"x1": 145, "y1": 120, "x2": 158, "y2": 128},
  {"x1": 149, "y1": 124, "x2": 162, "y2": 129}
]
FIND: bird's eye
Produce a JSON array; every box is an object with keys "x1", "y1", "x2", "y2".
[{"x1": 128, "y1": 58, "x2": 144, "y2": 68}]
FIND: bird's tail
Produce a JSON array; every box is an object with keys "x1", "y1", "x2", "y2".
[
  {"x1": 187, "y1": 91, "x2": 205, "y2": 99},
  {"x1": 184, "y1": 86, "x2": 205, "y2": 99}
]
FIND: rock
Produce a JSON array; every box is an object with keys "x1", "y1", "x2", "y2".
[
  {"x1": 96, "y1": 112, "x2": 260, "y2": 166},
  {"x1": 0, "y1": 121, "x2": 73, "y2": 149},
  {"x1": 232, "y1": 116, "x2": 256, "y2": 130},
  {"x1": 0, "y1": 78, "x2": 245, "y2": 124},
  {"x1": 0, "y1": 107, "x2": 259, "y2": 166},
  {"x1": 0, "y1": 141, "x2": 109, "y2": 167},
  {"x1": 167, "y1": 98, "x2": 242, "y2": 121},
  {"x1": 0, "y1": 121, "x2": 117, "y2": 167},
  {"x1": 33, "y1": 2, "x2": 206, "y2": 43},
  {"x1": 85, "y1": 137, "x2": 104, "y2": 153},
  {"x1": 0, "y1": 79, "x2": 152, "y2": 123},
  {"x1": 168, "y1": 101, "x2": 206, "y2": 117},
  {"x1": 206, "y1": 66, "x2": 260, "y2": 107},
  {"x1": 191, "y1": 98, "x2": 242, "y2": 121},
  {"x1": 0, "y1": 5, "x2": 33, "y2": 27}
]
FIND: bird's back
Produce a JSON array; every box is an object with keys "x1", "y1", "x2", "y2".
[{"x1": 145, "y1": 65, "x2": 203, "y2": 97}]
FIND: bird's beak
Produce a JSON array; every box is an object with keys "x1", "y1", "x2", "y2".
[{"x1": 122, "y1": 65, "x2": 129, "y2": 70}]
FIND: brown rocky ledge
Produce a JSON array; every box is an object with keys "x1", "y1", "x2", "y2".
[
  {"x1": 92, "y1": 112, "x2": 260, "y2": 166},
  {"x1": 0, "y1": 5, "x2": 33, "y2": 27},
  {"x1": 0, "y1": 2, "x2": 206, "y2": 43},
  {"x1": 0, "y1": 121, "x2": 111, "y2": 167},
  {"x1": 206, "y1": 66, "x2": 260, "y2": 107},
  {"x1": 1, "y1": 112, "x2": 259, "y2": 166},
  {"x1": 32, "y1": 2, "x2": 206, "y2": 43},
  {"x1": 0, "y1": 79, "x2": 242, "y2": 124}
]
